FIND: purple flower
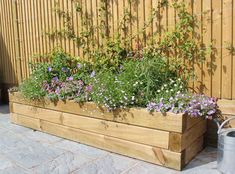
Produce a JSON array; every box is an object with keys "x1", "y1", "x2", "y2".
[
  {"x1": 52, "y1": 76, "x2": 59, "y2": 82},
  {"x1": 61, "y1": 67, "x2": 67, "y2": 72},
  {"x1": 147, "y1": 102, "x2": 157, "y2": 112},
  {"x1": 207, "y1": 109, "x2": 216, "y2": 115},
  {"x1": 55, "y1": 87, "x2": 60, "y2": 94},
  {"x1": 48, "y1": 66, "x2": 52, "y2": 72},
  {"x1": 85, "y1": 84, "x2": 93, "y2": 92},
  {"x1": 77, "y1": 63, "x2": 81, "y2": 68},
  {"x1": 90, "y1": 71, "x2": 96, "y2": 78},
  {"x1": 67, "y1": 76, "x2": 73, "y2": 81}
]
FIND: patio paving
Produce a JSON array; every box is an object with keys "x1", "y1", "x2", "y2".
[{"x1": 0, "y1": 105, "x2": 220, "y2": 174}]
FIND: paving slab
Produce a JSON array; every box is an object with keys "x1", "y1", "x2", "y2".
[
  {"x1": 72, "y1": 154, "x2": 138, "y2": 174},
  {"x1": 32, "y1": 151, "x2": 92, "y2": 174},
  {"x1": 0, "y1": 105, "x2": 221, "y2": 174}
]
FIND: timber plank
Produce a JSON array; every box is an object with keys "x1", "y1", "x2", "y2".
[
  {"x1": 9, "y1": 92, "x2": 185, "y2": 133},
  {"x1": 13, "y1": 103, "x2": 62, "y2": 124},
  {"x1": 40, "y1": 120, "x2": 182, "y2": 170},
  {"x1": 185, "y1": 116, "x2": 204, "y2": 130},
  {"x1": 181, "y1": 120, "x2": 206, "y2": 151},
  {"x1": 183, "y1": 135, "x2": 204, "y2": 165},
  {"x1": 169, "y1": 120, "x2": 207, "y2": 152},
  {"x1": 11, "y1": 113, "x2": 41, "y2": 130},
  {"x1": 62, "y1": 113, "x2": 169, "y2": 148}
]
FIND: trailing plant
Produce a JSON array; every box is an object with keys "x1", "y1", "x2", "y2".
[{"x1": 147, "y1": 93, "x2": 219, "y2": 119}]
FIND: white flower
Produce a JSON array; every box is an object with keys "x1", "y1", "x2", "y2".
[
  {"x1": 170, "y1": 89, "x2": 173, "y2": 92},
  {"x1": 131, "y1": 96, "x2": 135, "y2": 100},
  {"x1": 164, "y1": 84, "x2": 167, "y2": 87},
  {"x1": 157, "y1": 90, "x2": 160, "y2": 93},
  {"x1": 166, "y1": 90, "x2": 169, "y2": 93}
]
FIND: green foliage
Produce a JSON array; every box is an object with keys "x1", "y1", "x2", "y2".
[
  {"x1": 153, "y1": 78, "x2": 187, "y2": 104},
  {"x1": 91, "y1": 70, "x2": 135, "y2": 110},
  {"x1": 92, "y1": 38, "x2": 128, "y2": 72},
  {"x1": 48, "y1": 48, "x2": 75, "y2": 81},
  {"x1": 91, "y1": 52, "x2": 186, "y2": 109},
  {"x1": 19, "y1": 63, "x2": 49, "y2": 100},
  {"x1": 155, "y1": 1, "x2": 208, "y2": 80},
  {"x1": 46, "y1": 0, "x2": 209, "y2": 82},
  {"x1": 19, "y1": 48, "x2": 93, "y2": 101}
]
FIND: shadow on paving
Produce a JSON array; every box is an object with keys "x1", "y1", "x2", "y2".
[{"x1": 0, "y1": 105, "x2": 9, "y2": 114}]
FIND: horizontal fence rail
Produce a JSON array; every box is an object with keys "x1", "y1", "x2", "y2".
[{"x1": 0, "y1": 0, "x2": 235, "y2": 100}]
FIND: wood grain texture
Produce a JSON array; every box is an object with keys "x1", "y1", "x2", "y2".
[
  {"x1": 10, "y1": 97, "x2": 207, "y2": 170},
  {"x1": 13, "y1": 103, "x2": 62, "y2": 124},
  {"x1": 11, "y1": 113, "x2": 41, "y2": 130},
  {"x1": 9, "y1": 92, "x2": 185, "y2": 133},
  {"x1": 183, "y1": 135, "x2": 204, "y2": 165},
  {"x1": 40, "y1": 120, "x2": 182, "y2": 170},
  {"x1": 62, "y1": 112, "x2": 169, "y2": 148},
  {"x1": 169, "y1": 120, "x2": 206, "y2": 152}
]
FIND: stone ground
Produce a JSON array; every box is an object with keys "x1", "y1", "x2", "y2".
[{"x1": 0, "y1": 105, "x2": 221, "y2": 174}]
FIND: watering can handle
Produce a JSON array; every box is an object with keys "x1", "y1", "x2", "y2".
[{"x1": 217, "y1": 117, "x2": 235, "y2": 135}]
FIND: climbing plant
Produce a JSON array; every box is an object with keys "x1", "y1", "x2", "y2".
[{"x1": 46, "y1": 0, "x2": 209, "y2": 81}]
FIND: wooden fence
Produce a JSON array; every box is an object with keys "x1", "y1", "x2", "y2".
[{"x1": 0, "y1": 0, "x2": 235, "y2": 100}]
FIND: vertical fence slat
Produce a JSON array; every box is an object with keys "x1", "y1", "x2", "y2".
[
  {"x1": 212, "y1": 0, "x2": 222, "y2": 98},
  {"x1": 12, "y1": 0, "x2": 22, "y2": 83},
  {"x1": 222, "y1": 0, "x2": 233, "y2": 99},
  {"x1": 152, "y1": 0, "x2": 160, "y2": 45},
  {"x1": 145, "y1": 0, "x2": 153, "y2": 46},
  {"x1": 193, "y1": 0, "x2": 203, "y2": 93},
  {"x1": 202, "y1": 0, "x2": 212, "y2": 96},
  {"x1": 138, "y1": 0, "x2": 145, "y2": 47},
  {"x1": 233, "y1": 0, "x2": 235, "y2": 99}
]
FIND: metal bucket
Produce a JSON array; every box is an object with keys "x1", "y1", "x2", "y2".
[{"x1": 217, "y1": 117, "x2": 235, "y2": 174}]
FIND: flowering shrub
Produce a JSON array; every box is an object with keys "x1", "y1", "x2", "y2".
[
  {"x1": 43, "y1": 77, "x2": 91, "y2": 102},
  {"x1": 147, "y1": 93, "x2": 218, "y2": 119},
  {"x1": 19, "y1": 48, "x2": 93, "y2": 101},
  {"x1": 18, "y1": 47, "x2": 219, "y2": 119}
]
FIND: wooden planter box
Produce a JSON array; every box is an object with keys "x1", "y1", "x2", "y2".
[{"x1": 9, "y1": 92, "x2": 206, "y2": 170}]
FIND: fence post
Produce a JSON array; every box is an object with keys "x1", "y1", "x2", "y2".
[{"x1": 12, "y1": 0, "x2": 22, "y2": 84}]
